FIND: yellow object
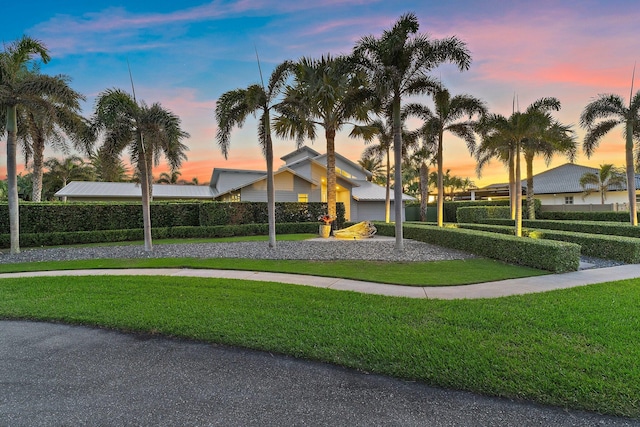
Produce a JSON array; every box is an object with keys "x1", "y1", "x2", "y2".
[
  {"x1": 334, "y1": 221, "x2": 377, "y2": 240},
  {"x1": 319, "y1": 224, "x2": 332, "y2": 238}
]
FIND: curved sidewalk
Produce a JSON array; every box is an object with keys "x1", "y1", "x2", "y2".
[{"x1": 1, "y1": 264, "x2": 638, "y2": 299}]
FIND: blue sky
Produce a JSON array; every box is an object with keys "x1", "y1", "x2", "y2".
[{"x1": 2, "y1": 0, "x2": 638, "y2": 186}]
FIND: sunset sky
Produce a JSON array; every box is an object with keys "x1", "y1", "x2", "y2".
[{"x1": 1, "y1": 0, "x2": 638, "y2": 187}]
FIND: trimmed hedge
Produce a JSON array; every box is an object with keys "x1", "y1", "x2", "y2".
[
  {"x1": 457, "y1": 222, "x2": 640, "y2": 264},
  {"x1": 456, "y1": 206, "x2": 511, "y2": 223},
  {"x1": 480, "y1": 218, "x2": 640, "y2": 238},
  {"x1": 374, "y1": 222, "x2": 580, "y2": 272},
  {"x1": 539, "y1": 210, "x2": 639, "y2": 222},
  {"x1": 0, "y1": 201, "x2": 345, "y2": 234},
  {"x1": 0, "y1": 222, "x2": 319, "y2": 249}
]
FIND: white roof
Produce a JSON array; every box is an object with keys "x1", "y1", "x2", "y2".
[
  {"x1": 55, "y1": 181, "x2": 215, "y2": 199},
  {"x1": 351, "y1": 180, "x2": 416, "y2": 201}
]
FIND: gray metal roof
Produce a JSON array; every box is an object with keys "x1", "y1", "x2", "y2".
[
  {"x1": 351, "y1": 180, "x2": 416, "y2": 201},
  {"x1": 211, "y1": 169, "x2": 266, "y2": 195},
  {"x1": 527, "y1": 163, "x2": 640, "y2": 194},
  {"x1": 55, "y1": 181, "x2": 215, "y2": 199}
]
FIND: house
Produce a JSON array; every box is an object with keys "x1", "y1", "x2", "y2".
[
  {"x1": 209, "y1": 146, "x2": 414, "y2": 221},
  {"x1": 468, "y1": 163, "x2": 640, "y2": 210},
  {"x1": 55, "y1": 146, "x2": 415, "y2": 221}
]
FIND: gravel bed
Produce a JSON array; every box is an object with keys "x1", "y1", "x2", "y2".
[{"x1": 0, "y1": 239, "x2": 476, "y2": 264}]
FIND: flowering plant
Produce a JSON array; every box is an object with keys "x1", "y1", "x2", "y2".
[{"x1": 318, "y1": 214, "x2": 334, "y2": 225}]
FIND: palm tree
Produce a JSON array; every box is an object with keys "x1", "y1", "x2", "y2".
[
  {"x1": 275, "y1": 54, "x2": 373, "y2": 222},
  {"x1": 43, "y1": 155, "x2": 95, "y2": 200},
  {"x1": 477, "y1": 98, "x2": 563, "y2": 236},
  {"x1": 355, "y1": 103, "x2": 418, "y2": 223},
  {"x1": 156, "y1": 170, "x2": 182, "y2": 184},
  {"x1": 520, "y1": 98, "x2": 576, "y2": 219},
  {"x1": 580, "y1": 90, "x2": 640, "y2": 225},
  {"x1": 0, "y1": 35, "x2": 52, "y2": 254},
  {"x1": 579, "y1": 164, "x2": 626, "y2": 204},
  {"x1": 358, "y1": 154, "x2": 384, "y2": 183},
  {"x1": 408, "y1": 88, "x2": 486, "y2": 226},
  {"x1": 14, "y1": 70, "x2": 92, "y2": 202},
  {"x1": 89, "y1": 148, "x2": 130, "y2": 182},
  {"x1": 354, "y1": 13, "x2": 472, "y2": 250},
  {"x1": 216, "y1": 60, "x2": 292, "y2": 248},
  {"x1": 93, "y1": 88, "x2": 189, "y2": 251}
]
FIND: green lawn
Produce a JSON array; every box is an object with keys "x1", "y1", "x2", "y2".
[
  {"x1": 1, "y1": 275, "x2": 638, "y2": 418},
  {"x1": 0, "y1": 257, "x2": 546, "y2": 286}
]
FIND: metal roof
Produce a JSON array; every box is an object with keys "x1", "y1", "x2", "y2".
[
  {"x1": 525, "y1": 163, "x2": 640, "y2": 194},
  {"x1": 55, "y1": 181, "x2": 215, "y2": 199},
  {"x1": 351, "y1": 180, "x2": 416, "y2": 201}
]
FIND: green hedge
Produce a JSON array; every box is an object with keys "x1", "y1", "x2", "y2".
[
  {"x1": 374, "y1": 222, "x2": 580, "y2": 272},
  {"x1": 0, "y1": 201, "x2": 344, "y2": 234},
  {"x1": 539, "y1": 210, "x2": 639, "y2": 222},
  {"x1": 0, "y1": 223, "x2": 319, "y2": 249},
  {"x1": 456, "y1": 206, "x2": 511, "y2": 223},
  {"x1": 457, "y1": 222, "x2": 640, "y2": 264},
  {"x1": 437, "y1": 199, "x2": 541, "y2": 223},
  {"x1": 480, "y1": 219, "x2": 640, "y2": 238}
]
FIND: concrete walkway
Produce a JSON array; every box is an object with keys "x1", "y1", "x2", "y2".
[{"x1": 1, "y1": 263, "x2": 638, "y2": 299}]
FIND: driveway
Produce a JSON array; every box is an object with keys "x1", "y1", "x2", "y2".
[{"x1": 1, "y1": 321, "x2": 636, "y2": 426}]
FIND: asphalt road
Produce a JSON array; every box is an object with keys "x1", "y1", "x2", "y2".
[{"x1": 1, "y1": 321, "x2": 637, "y2": 426}]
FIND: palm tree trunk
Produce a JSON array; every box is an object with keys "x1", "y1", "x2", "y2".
[
  {"x1": 138, "y1": 133, "x2": 153, "y2": 251},
  {"x1": 626, "y1": 121, "x2": 638, "y2": 225},
  {"x1": 385, "y1": 148, "x2": 391, "y2": 223},
  {"x1": 437, "y1": 131, "x2": 444, "y2": 227},
  {"x1": 6, "y1": 106, "x2": 21, "y2": 254},
  {"x1": 419, "y1": 162, "x2": 428, "y2": 222},
  {"x1": 392, "y1": 96, "x2": 404, "y2": 251},
  {"x1": 514, "y1": 144, "x2": 522, "y2": 237},
  {"x1": 525, "y1": 152, "x2": 535, "y2": 220},
  {"x1": 31, "y1": 136, "x2": 45, "y2": 202},
  {"x1": 509, "y1": 148, "x2": 516, "y2": 220},
  {"x1": 265, "y1": 120, "x2": 277, "y2": 248},
  {"x1": 326, "y1": 127, "x2": 337, "y2": 221}
]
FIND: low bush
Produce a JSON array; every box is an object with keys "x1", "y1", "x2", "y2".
[
  {"x1": 457, "y1": 222, "x2": 640, "y2": 264},
  {"x1": 480, "y1": 218, "x2": 640, "y2": 238},
  {"x1": 374, "y1": 222, "x2": 580, "y2": 272},
  {"x1": 539, "y1": 210, "x2": 639, "y2": 222},
  {"x1": 0, "y1": 223, "x2": 319, "y2": 249},
  {"x1": 456, "y1": 206, "x2": 511, "y2": 223}
]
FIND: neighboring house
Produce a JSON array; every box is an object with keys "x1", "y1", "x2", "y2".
[
  {"x1": 55, "y1": 181, "x2": 215, "y2": 201},
  {"x1": 467, "y1": 163, "x2": 640, "y2": 209},
  {"x1": 55, "y1": 146, "x2": 415, "y2": 221},
  {"x1": 210, "y1": 146, "x2": 415, "y2": 221}
]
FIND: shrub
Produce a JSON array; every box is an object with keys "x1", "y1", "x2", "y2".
[
  {"x1": 0, "y1": 223, "x2": 320, "y2": 249},
  {"x1": 456, "y1": 206, "x2": 511, "y2": 223},
  {"x1": 456, "y1": 222, "x2": 640, "y2": 264},
  {"x1": 539, "y1": 210, "x2": 639, "y2": 222},
  {"x1": 440, "y1": 199, "x2": 540, "y2": 223},
  {"x1": 480, "y1": 219, "x2": 640, "y2": 238},
  {"x1": 374, "y1": 222, "x2": 580, "y2": 272}
]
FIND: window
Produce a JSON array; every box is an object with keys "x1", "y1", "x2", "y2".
[
  {"x1": 564, "y1": 196, "x2": 573, "y2": 205},
  {"x1": 230, "y1": 191, "x2": 241, "y2": 202},
  {"x1": 298, "y1": 194, "x2": 309, "y2": 203}
]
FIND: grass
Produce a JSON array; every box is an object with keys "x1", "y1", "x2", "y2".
[
  {"x1": 0, "y1": 257, "x2": 546, "y2": 286},
  {"x1": 1, "y1": 274, "x2": 638, "y2": 418}
]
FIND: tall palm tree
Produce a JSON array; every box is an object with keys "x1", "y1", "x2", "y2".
[
  {"x1": 354, "y1": 13, "x2": 472, "y2": 250},
  {"x1": 43, "y1": 155, "x2": 95, "y2": 200},
  {"x1": 520, "y1": 98, "x2": 576, "y2": 219},
  {"x1": 407, "y1": 88, "x2": 486, "y2": 226},
  {"x1": 357, "y1": 154, "x2": 384, "y2": 183},
  {"x1": 0, "y1": 35, "x2": 51, "y2": 254},
  {"x1": 14, "y1": 71, "x2": 92, "y2": 201},
  {"x1": 275, "y1": 54, "x2": 373, "y2": 222},
  {"x1": 477, "y1": 98, "x2": 562, "y2": 236},
  {"x1": 580, "y1": 90, "x2": 640, "y2": 225},
  {"x1": 93, "y1": 88, "x2": 189, "y2": 251},
  {"x1": 579, "y1": 164, "x2": 626, "y2": 204},
  {"x1": 216, "y1": 60, "x2": 292, "y2": 248},
  {"x1": 354, "y1": 103, "x2": 417, "y2": 223}
]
